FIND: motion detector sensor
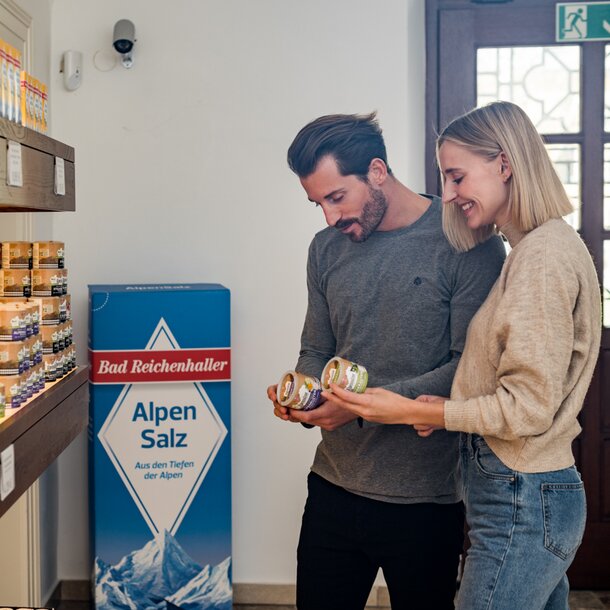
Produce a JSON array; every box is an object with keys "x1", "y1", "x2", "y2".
[{"x1": 62, "y1": 50, "x2": 82, "y2": 91}]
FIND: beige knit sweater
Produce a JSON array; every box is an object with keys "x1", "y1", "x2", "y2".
[{"x1": 444, "y1": 218, "x2": 601, "y2": 473}]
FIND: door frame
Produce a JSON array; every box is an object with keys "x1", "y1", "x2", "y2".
[{"x1": 425, "y1": 0, "x2": 609, "y2": 589}]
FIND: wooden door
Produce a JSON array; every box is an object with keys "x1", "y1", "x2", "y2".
[{"x1": 426, "y1": 0, "x2": 609, "y2": 589}]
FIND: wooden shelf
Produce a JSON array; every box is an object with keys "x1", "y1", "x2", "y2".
[
  {"x1": 0, "y1": 116, "x2": 75, "y2": 211},
  {"x1": 0, "y1": 117, "x2": 80, "y2": 518},
  {"x1": 0, "y1": 366, "x2": 88, "y2": 518}
]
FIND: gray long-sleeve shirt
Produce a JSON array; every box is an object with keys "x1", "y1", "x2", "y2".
[{"x1": 297, "y1": 196, "x2": 505, "y2": 503}]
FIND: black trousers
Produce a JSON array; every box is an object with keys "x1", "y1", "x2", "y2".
[{"x1": 296, "y1": 472, "x2": 464, "y2": 610}]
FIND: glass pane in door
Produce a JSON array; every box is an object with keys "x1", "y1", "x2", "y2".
[
  {"x1": 605, "y1": 144, "x2": 610, "y2": 229},
  {"x1": 604, "y1": 240, "x2": 610, "y2": 327},
  {"x1": 546, "y1": 144, "x2": 580, "y2": 230},
  {"x1": 605, "y1": 45, "x2": 610, "y2": 131},
  {"x1": 477, "y1": 46, "x2": 580, "y2": 133}
]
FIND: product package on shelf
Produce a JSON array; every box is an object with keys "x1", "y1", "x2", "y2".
[
  {"x1": 88, "y1": 284, "x2": 232, "y2": 610},
  {"x1": 0, "y1": 607, "x2": 54, "y2": 610},
  {"x1": 0, "y1": 39, "x2": 22, "y2": 124},
  {"x1": 0, "y1": 300, "x2": 43, "y2": 408},
  {"x1": 1, "y1": 241, "x2": 31, "y2": 269},
  {"x1": 0, "y1": 241, "x2": 75, "y2": 417},
  {"x1": 19, "y1": 70, "x2": 48, "y2": 134},
  {"x1": 0, "y1": 37, "x2": 50, "y2": 133}
]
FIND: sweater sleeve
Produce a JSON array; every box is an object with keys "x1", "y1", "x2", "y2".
[
  {"x1": 383, "y1": 234, "x2": 505, "y2": 399},
  {"x1": 444, "y1": 234, "x2": 578, "y2": 440},
  {"x1": 296, "y1": 238, "x2": 336, "y2": 378}
]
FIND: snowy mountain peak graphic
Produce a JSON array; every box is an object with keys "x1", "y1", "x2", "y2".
[
  {"x1": 95, "y1": 556, "x2": 138, "y2": 610},
  {"x1": 94, "y1": 530, "x2": 231, "y2": 610},
  {"x1": 113, "y1": 529, "x2": 201, "y2": 601},
  {"x1": 167, "y1": 556, "x2": 232, "y2": 610}
]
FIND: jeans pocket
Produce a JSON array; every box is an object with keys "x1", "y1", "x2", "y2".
[
  {"x1": 541, "y1": 481, "x2": 586, "y2": 560},
  {"x1": 473, "y1": 442, "x2": 515, "y2": 481}
]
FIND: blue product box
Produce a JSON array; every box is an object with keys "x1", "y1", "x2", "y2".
[{"x1": 88, "y1": 284, "x2": 231, "y2": 610}]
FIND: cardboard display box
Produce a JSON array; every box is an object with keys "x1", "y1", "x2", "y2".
[{"x1": 89, "y1": 284, "x2": 231, "y2": 610}]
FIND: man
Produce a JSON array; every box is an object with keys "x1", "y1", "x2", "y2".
[{"x1": 267, "y1": 112, "x2": 505, "y2": 609}]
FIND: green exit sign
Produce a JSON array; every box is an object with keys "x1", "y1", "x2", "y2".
[{"x1": 557, "y1": 2, "x2": 610, "y2": 41}]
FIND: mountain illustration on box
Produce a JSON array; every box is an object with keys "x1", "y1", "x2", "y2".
[{"x1": 95, "y1": 529, "x2": 231, "y2": 610}]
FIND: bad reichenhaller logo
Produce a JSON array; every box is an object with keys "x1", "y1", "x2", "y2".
[{"x1": 89, "y1": 347, "x2": 231, "y2": 384}]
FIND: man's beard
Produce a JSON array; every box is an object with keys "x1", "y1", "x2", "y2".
[{"x1": 336, "y1": 187, "x2": 388, "y2": 243}]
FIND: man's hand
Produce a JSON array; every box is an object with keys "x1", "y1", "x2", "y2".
[
  {"x1": 267, "y1": 383, "x2": 356, "y2": 430},
  {"x1": 286, "y1": 400, "x2": 358, "y2": 431},
  {"x1": 268, "y1": 383, "x2": 302, "y2": 423}
]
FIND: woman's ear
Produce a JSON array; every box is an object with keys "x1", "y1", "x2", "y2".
[
  {"x1": 499, "y1": 152, "x2": 512, "y2": 182},
  {"x1": 368, "y1": 158, "x2": 388, "y2": 186}
]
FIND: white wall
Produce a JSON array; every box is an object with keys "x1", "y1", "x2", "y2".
[
  {"x1": 48, "y1": 0, "x2": 425, "y2": 583},
  {"x1": 1, "y1": 0, "x2": 53, "y2": 243}
]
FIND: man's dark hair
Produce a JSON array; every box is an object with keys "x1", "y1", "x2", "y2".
[{"x1": 287, "y1": 112, "x2": 392, "y2": 181}]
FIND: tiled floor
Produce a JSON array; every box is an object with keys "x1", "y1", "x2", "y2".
[
  {"x1": 49, "y1": 589, "x2": 610, "y2": 609},
  {"x1": 567, "y1": 590, "x2": 610, "y2": 609},
  {"x1": 230, "y1": 592, "x2": 610, "y2": 609}
]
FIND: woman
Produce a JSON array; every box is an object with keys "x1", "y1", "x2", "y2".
[{"x1": 323, "y1": 101, "x2": 601, "y2": 610}]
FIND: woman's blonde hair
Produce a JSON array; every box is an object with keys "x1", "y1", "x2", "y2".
[{"x1": 436, "y1": 101, "x2": 573, "y2": 252}]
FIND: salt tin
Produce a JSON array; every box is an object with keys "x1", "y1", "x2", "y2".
[
  {"x1": 1, "y1": 241, "x2": 32, "y2": 269},
  {"x1": 0, "y1": 304, "x2": 26, "y2": 341},
  {"x1": 30, "y1": 295, "x2": 60, "y2": 325},
  {"x1": 2, "y1": 267, "x2": 31, "y2": 297},
  {"x1": 321, "y1": 356, "x2": 368, "y2": 393},
  {"x1": 277, "y1": 370, "x2": 322, "y2": 410},
  {"x1": 31, "y1": 268, "x2": 63, "y2": 296},
  {"x1": 0, "y1": 341, "x2": 23, "y2": 375},
  {"x1": 32, "y1": 240, "x2": 65, "y2": 268},
  {"x1": 1, "y1": 373, "x2": 22, "y2": 407}
]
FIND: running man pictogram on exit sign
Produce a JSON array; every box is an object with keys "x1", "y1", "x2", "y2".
[{"x1": 557, "y1": 2, "x2": 610, "y2": 41}]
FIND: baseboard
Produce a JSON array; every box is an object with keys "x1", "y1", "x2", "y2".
[
  {"x1": 46, "y1": 580, "x2": 90, "y2": 606},
  {"x1": 46, "y1": 580, "x2": 392, "y2": 608},
  {"x1": 234, "y1": 583, "x2": 391, "y2": 607}
]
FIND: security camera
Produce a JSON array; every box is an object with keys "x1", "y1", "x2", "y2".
[
  {"x1": 113, "y1": 19, "x2": 135, "y2": 53},
  {"x1": 113, "y1": 19, "x2": 136, "y2": 67}
]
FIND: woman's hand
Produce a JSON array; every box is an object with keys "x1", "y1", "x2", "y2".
[
  {"x1": 322, "y1": 384, "x2": 447, "y2": 427},
  {"x1": 321, "y1": 384, "x2": 411, "y2": 424},
  {"x1": 413, "y1": 394, "x2": 449, "y2": 436}
]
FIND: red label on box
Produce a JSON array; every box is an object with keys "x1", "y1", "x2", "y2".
[{"x1": 89, "y1": 348, "x2": 231, "y2": 384}]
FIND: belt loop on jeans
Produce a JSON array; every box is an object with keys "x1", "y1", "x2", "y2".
[{"x1": 468, "y1": 433, "x2": 477, "y2": 459}]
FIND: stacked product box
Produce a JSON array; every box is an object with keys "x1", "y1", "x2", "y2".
[
  {"x1": 0, "y1": 241, "x2": 75, "y2": 415},
  {"x1": 0, "y1": 37, "x2": 48, "y2": 133},
  {"x1": 88, "y1": 284, "x2": 232, "y2": 610},
  {"x1": 0, "y1": 298, "x2": 43, "y2": 409}
]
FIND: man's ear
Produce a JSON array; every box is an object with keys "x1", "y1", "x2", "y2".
[{"x1": 368, "y1": 158, "x2": 388, "y2": 186}]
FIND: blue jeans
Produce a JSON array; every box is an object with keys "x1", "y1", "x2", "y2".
[{"x1": 457, "y1": 434, "x2": 586, "y2": 610}]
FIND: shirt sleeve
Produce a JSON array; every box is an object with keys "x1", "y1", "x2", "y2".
[
  {"x1": 382, "y1": 234, "x2": 506, "y2": 399},
  {"x1": 296, "y1": 238, "x2": 336, "y2": 378},
  {"x1": 444, "y1": 234, "x2": 579, "y2": 439}
]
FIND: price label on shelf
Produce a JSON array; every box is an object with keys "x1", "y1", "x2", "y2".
[
  {"x1": 0, "y1": 443, "x2": 15, "y2": 501},
  {"x1": 6, "y1": 140, "x2": 23, "y2": 187},
  {"x1": 55, "y1": 157, "x2": 66, "y2": 196}
]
